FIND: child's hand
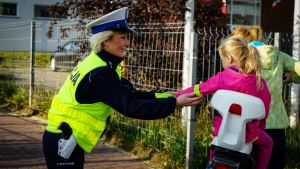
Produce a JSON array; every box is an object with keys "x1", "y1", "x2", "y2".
[
  {"x1": 176, "y1": 85, "x2": 196, "y2": 98},
  {"x1": 176, "y1": 93, "x2": 204, "y2": 108},
  {"x1": 282, "y1": 73, "x2": 293, "y2": 83}
]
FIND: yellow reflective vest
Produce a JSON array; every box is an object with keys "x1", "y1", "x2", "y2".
[{"x1": 46, "y1": 50, "x2": 121, "y2": 153}]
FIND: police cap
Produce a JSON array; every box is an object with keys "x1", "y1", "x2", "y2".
[{"x1": 86, "y1": 7, "x2": 136, "y2": 34}]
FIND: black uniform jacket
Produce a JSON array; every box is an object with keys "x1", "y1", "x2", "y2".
[{"x1": 75, "y1": 50, "x2": 177, "y2": 120}]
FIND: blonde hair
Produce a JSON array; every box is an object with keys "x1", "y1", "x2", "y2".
[
  {"x1": 231, "y1": 25, "x2": 267, "y2": 44},
  {"x1": 89, "y1": 30, "x2": 116, "y2": 53},
  {"x1": 218, "y1": 35, "x2": 263, "y2": 90}
]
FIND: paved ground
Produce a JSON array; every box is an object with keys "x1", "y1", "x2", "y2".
[
  {"x1": 0, "y1": 108, "x2": 152, "y2": 169},
  {"x1": 0, "y1": 67, "x2": 69, "y2": 90}
]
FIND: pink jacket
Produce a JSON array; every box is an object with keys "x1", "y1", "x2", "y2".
[{"x1": 176, "y1": 66, "x2": 271, "y2": 142}]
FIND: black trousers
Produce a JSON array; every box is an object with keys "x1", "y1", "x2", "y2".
[
  {"x1": 264, "y1": 129, "x2": 286, "y2": 169},
  {"x1": 43, "y1": 130, "x2": 85, "y2": 169}
]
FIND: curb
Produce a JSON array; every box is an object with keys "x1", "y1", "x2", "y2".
[{"x1": 6, "y1": 108, "x2": 48, "y2": 124}]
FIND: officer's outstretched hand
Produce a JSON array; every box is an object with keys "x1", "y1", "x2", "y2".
[{"x1": 176, "y1": 93, "x2": 203, "y2": 109}]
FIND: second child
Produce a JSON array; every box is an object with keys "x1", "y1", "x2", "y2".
[{"x1": 176, "y1": 36, "x2": 272, "y2": 169}]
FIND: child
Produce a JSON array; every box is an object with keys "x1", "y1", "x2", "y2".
[{"x1": 176, "y1": 36, "x2": 272, "y2": 169}]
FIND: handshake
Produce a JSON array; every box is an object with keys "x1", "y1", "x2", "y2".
[{"x1": 164, "y1": 85, "x2": 204, "y2": 109}]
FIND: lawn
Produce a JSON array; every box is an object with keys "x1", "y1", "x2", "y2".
[{"x1": 0, "y1": 51, "x2": 51, "y2": 68}]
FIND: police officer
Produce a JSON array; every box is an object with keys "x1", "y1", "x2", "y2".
[{"x1": 42, "y1": 7, "x2": 203, "y2": 168}]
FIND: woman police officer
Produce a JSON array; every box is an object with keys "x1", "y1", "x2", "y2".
[{"x1": 42, "y1": 7, "x2": 203, "y2": 168}]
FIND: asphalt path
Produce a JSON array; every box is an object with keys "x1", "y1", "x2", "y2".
[{"x1": 0, "y1": 67, "x2": 69, "y2": 90}]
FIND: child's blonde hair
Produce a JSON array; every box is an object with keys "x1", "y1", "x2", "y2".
[
  {"x1": 231, "y1": 25, "x2": 267, "y2": 44},
  {"x1": 89, "y1": 30, "x2": 116, "y2": 53},
  {"x1": 218, "y1": 35, "x2": 263, "y2": 90}
]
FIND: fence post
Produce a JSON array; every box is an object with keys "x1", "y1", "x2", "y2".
[
  {"x1": 185, "y1": 32, "x2": 198, "y2": 169},
  {"x1": 29, "y1": 21, "x2": 35, "y2": 107},
  {"x1": 183, "y1": 0, "x2": 195, "y2": 167},
  {"x1": 274, "y1": 32, "x2": 281, "y2": 49},
  {"x1": 291, "y1": 0, "x2": 300, "y2": 128}
]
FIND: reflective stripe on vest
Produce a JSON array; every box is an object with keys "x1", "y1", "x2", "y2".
[
  {"x1": 46, "y1": 50, "x2": 122, "y2": 153},
  {"x1": 51, "y1": 96, "x2": 106, "y2": 131},
  {"x1": 48, "y1": 112, "x2": 100, "y2": 146}
]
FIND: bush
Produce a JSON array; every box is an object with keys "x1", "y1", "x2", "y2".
[{"x1": 0, "y1": 80, "x2": 18, "y2": 103}]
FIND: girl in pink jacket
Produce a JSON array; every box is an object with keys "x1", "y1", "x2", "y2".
[{"x1": 176, "y1": 35, "x2": 272, "y2": 169}]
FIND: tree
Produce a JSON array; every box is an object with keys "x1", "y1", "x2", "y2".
[
  {"x1": 47, "y1": 0, "x2": 225, "y2": 92},
  {"x1": 46, "y1": 0, "x2": 225, "y2": 39}
]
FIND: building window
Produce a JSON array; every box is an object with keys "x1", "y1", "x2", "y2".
[
  {"x1": 34, "y1": 5, "x2": 54, "y2": 18},
  {"x1": 0, "y1": 2, "x2": 17, "y2": 16},
  {"x1": 226, "y1": 0, "x2": 261, "y2": 32}
]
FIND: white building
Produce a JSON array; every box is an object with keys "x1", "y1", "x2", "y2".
[
  {"x1": 0, "y1": 0, "x2": 64, "y2": 24},
  {"x1": 0, "y1": 0, "x2": 64, "y2": 52},
  {"x1": 226, "y1": 0, "x2": 261, "y2": 32}
]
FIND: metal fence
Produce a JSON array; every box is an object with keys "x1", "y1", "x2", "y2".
[
  {"x1": 113, "y1": 22, "x2": 188, "y2": 168},
  {"x1": 0, "y1": 20, "x2": 299, "y2": 168}
]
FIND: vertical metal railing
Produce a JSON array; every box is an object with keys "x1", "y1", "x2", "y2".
[
  {"x1": 291, "y1": 0, "x2": 300, "y2": 128},
  {"x1": 29, "y1": 21, "x2": 35, "y2": 107},
  {"x1": 183, "y1": 0, "x2": 195, "y2": 168},
  {"x1": 185, "y1": 32, "x2": 198, "y2": 169}
]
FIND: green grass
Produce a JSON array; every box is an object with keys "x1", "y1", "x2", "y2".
[
  {"x1": 0, "y1": 79, "x2": 56, "y2": 118},
  {"x1": 0, "y1": 51, "x2": 51, "y2": 68},
  {"x1": 104, "y1": 111, "x2": 190, "y2": 168},
  {"x1": 102, "y1": 102, "x2": 216, "y2": 168},
  {"x1": 286, "y1": 126, "x2": 300, "y2": 169},
  {"x1": 0, "y1": 79, "x2": 300, "y2": 168},
  {"x1": 0, "y1": 80, "x2": 29, "y2": 110}
]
